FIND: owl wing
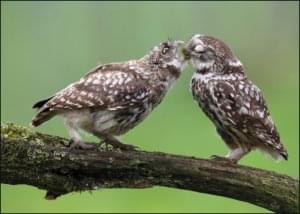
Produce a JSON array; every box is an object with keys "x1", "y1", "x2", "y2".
[
  {"x1": 32, "y1": 63, "x2": 151, "y2": 126},
  {"x1": 211, "y1": 79, "x2": 287, "y2": 159}
]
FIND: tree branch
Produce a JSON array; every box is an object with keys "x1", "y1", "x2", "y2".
[{"x1": 1, "y1": 123, "x2": 298, "y2": 212}]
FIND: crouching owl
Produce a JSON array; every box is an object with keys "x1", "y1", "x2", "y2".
[
  {"x1": 32, "y1": 40, "x2": 186, "y2": 150},
  {"x1": 183, "y1": 34, "x2": 288, "y2": 163}
]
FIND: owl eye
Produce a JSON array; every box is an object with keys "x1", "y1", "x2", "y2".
[{"x1": 161, "y1": 44, "x2": 170, "y2": 54}]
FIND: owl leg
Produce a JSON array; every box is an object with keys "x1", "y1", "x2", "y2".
[
  {"x1": 65, "y1": 120, "x2": 96, "y2": 150},
  {"x1": 225, "y1": 147, "x2": 250, "y2": 163}
]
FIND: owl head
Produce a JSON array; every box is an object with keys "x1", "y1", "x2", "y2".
[
  {"x1": 148, "y1": 39, "x2": 186, "y2": 73},
  {"x1": 182, "y1": 34, "x2": 242, "y2": 73}
]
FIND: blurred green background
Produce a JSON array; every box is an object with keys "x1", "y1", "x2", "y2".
[{"x1": 1, "y1": 1, "x2": 299, "y2": 213}]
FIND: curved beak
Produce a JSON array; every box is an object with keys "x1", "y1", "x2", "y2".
[{"x1": 182, "y1": 47, "x2": 191, "y2": 60}]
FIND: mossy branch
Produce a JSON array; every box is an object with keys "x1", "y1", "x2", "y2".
[{"x1": 1, "y1": 123, "x2": 299, "y2": 212}]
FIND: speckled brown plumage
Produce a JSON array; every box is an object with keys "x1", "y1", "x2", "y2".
[
  {"x1": 184, "y1": 34, "x2": 288, "y2": 163},
  {"x1": 32, "y1": 40, "x2": 186, "y2": 149}
]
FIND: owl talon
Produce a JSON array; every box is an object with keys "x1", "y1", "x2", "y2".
[
  {"x1": 210, "y1": 155, "x2": 237, "y2": 164},
  {"x1": 69, "y1": 139, "x2": 96, "y2": 150},
  {"x1": 121, "y1": 144, "x2": 140, "y2": 151},
  {"x1": 101, "y1": 139, "x2": 139, "y2": 151}
]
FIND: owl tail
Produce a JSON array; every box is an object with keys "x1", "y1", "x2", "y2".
[
  {"x1": 32, "y1": 96, "x2": 55, "y2": 127},
  {"x1": 33, "y1": 96, "x2": 53, "y2": 109},
  {"x1": 270, "y1": 146, "x2": 288, "y2": 161},
  {"x1": 258, "y1": 144, "x2": 288, "y2": 161},
  {"x1": 31, "y1": 110, "x2": 56, "y2": 127},
  {"x1": 279, "y1": 148, "x2": 288, "y2": 161}
]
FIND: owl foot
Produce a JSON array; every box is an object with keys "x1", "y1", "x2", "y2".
[
  {"x1": 101, "y1": 138, "x2": 139, "y2": 151},
  {"x1": 210, "y1": 155, "x2": 237, "y2": 164},
  {"x1": 69, "y1": 139, "x2": 96, "y2": 150}
]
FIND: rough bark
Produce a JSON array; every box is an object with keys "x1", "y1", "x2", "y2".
[{"x1": 1, "y1": 123, "x2": 299, "y2": 212}]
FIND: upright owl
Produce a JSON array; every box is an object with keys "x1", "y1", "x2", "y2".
[
  {"x1": 32, "y1": 40, "x2": 186, "y2": 150},
  {"x1": 183, "y1": 34, "x2": 288, "y2": 163}
]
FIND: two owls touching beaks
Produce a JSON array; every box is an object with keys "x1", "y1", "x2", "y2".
[{"x1": 32, "y1": 34, "x2": 288, "y2": 164}]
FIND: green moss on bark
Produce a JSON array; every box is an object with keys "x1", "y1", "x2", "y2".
[
  {"x1": 1, "y1": 122, "x2": 38, "y2": 141},
  {"x1": 1, "y1": 122, "x2": 299, "y2": 212}
]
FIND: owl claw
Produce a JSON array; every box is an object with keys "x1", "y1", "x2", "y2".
[
  {"x1": 101, "y1": 139, "x2": 139, "y2": 151},
  {"x1": 118, "y1": 144, "x2": 139, "y2": 151},
  {"x1": 68, "y1": 139, "x2": 96, "y2": 150},
  {"x1": 210, "y1": 155, "x2": 237, "y2": 164}
]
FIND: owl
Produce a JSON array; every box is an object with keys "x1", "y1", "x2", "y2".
[
  {"x1": 32, "y1": 40, "x2": 186, "y2": 150},
  {"x1": 182, "y1": 34, "x2": 288, "y2": 163}
]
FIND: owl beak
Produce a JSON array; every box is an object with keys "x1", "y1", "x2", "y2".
[{"x1": 182, "y1": 47, "x2": 191, "y2": 60}]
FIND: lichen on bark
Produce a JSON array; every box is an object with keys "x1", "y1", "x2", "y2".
[{"x1": 1, "y1": 123, "x2": 299, "y2": 213}]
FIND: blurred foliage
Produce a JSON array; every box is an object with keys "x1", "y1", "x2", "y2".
[{"x1": 1, "y1": 1, "x2": 298, "y2": 213}]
